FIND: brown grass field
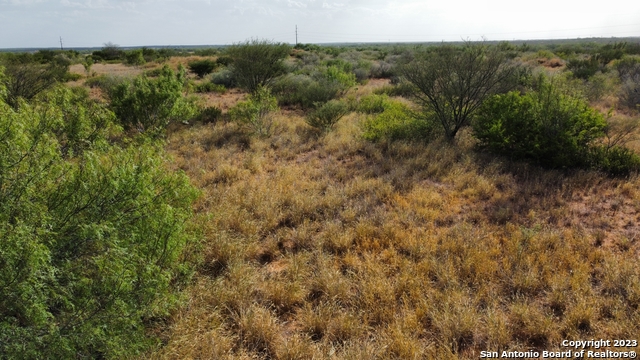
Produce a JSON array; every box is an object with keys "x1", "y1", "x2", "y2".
[{"x1": 77, "y1": 55, "x2": 640, "y2": 359}]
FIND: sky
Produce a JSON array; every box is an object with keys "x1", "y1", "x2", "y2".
[{"x1": 1, "y1": 0, "x2": 640, "y2": 49}]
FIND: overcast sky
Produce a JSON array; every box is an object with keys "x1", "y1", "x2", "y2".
[{"x1": 1, "y1": 0, "x2": 639, "y2": 49}]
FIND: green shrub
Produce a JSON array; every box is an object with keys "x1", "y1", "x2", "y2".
[
  {"x1": 474, "y1": 77, "x2": 607, "y2": 168},
  {"x1": 108, "y1": 66, "x2": 198, "y2": 136},
  {"x1": 188, "y1": 59, "x2": 218, "y2": 78},
  {"x1": 566, "y1": 57, "x2": 600, "y2": 80},
  {"x1": 229, "y1": 86, "x2": 278, "y2": 136},
  {"x1": 1, "y1": 59, "x2": 69, "y2": 109},
  {"x1": 271, "y1": 74, "x2": 343, "y2": 110},
  {"x1": 124, "y1": 49, "x2": 145, "y2": 66},
  {"x1": 357, "y1": 93, "x2": 391, "y2": 114},
  {"x1": 226, "y1": 39, "x2": 291, "y2": 92},
  {"x1": 589, "y1": 145, "x2": 640, "y2": 175},
  {"x1": 198, "y1": 106, "x2": 223, "y2": 124},
  {"x1": 305, "y1": 100, "x2": 350, "y2": 133},
  {"x1": 195, "y1": 81, "x2": 226, "y2": 94},
  {"x1": 211, "y1": 68, "x2": 236, "y2": 88},
  {"x1": 362, "y1": 100, "x2": 435, "y2": 142},
  {"x1": 0, "y1": 86, "x2": 198, "y2": 358},
  {"x1": 215, "y1": 56, "x2": 233, "y2": 66}
]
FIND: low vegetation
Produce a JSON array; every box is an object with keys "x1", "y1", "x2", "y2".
[{"x1": 2, "y1": 38, "x2": 639, "y2": 359}]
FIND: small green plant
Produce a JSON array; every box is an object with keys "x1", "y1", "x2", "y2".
[
  {"x1": 188, "y1": 59, "x2": 218, "y2": 78},
  {"x1": 229, "y1": 86, "x2": 278, "y2": 136},
  {"x1": 305, "y1": 100, "x2": 350, "y2": 133}
]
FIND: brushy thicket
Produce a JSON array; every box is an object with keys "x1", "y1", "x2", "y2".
[
  {"x1": 188, "y1": 59, "x2": 218, "y2": 78},
  {"x1": 225, "y1": 39, "x2": 291, "y2": 93},
  {"x1": 0, "y1": 77, "x2": 199, "y2": 358},
  {"x1": 474, "y1": 75, "x2": 640, "y2": 173},
  {"x1": 108, "y1": 65, "x2": 198, "y2": 136}
]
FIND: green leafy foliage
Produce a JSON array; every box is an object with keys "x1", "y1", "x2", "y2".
[
  {"x1": 0, "y1": 83, "x2": 199, "y2": 358},
  {"x1": 188, "y1": 59, "x2": 218, "y2": 78},
  {"x1": 474, "y1": 76, "x2": 608, "y2": 169},
  {"x1": 226, "y1": 39, "x2": 291, "y2": 93},
  {"x1": 566, "y1": 57, "x2": 600, "y2": 79},
  {"x1": 362, "y1": 99, "x2": 436, "y2": 142},
  {"x1": 272, "y1": 65, "x2": 355, "y2": 110},
  {"x1": 400, "y1": 42, "x2": 519, "y2": 139},
  {"x1": 272, "y1": 74, "x2": 344, "y2": 110},
  {"x1": 589, "y1": 145, "x2": 640, "y2": 176},
  {"x1": 124, "y1": 49, "x2": 145, "y2": 66},
  {"x1": 305, "y1": 99, "x2": 350, "y2": 133},
  {"x1": 1, "y1": 54, "x2": 70, "y2": 109},
  {"x1": 229, "y1": 86, "x2": 278, "y2": 136},
  {"x1": 108, "y1": 65, "x2": 198, "y2": 135}
]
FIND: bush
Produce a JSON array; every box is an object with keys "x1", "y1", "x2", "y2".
[
  {"x1": 195, "y1": 81, "x2": 226, "y2": 94},
  {"x1": 108, "y1": 66, "x2": 198, "y2": 136},
  {"x1": 188, "y1": 59, "x2": 218, "y2": 78},
  {"x1": 0, "y1": 86, "x2": 198, "y2": 358},
  {"x1": 92, "y1": 42, "x2": 123, "y2": 62},
  {"x1": 225, "y1": 39, "x2": 291, "y2": 92},
  {"x1": 566, "y1": 57, "x2": 600, "y2": 80},
  {"x1": 124, "y1": 49, "x2": 145, "y2": 66},
  {"x1": 400, "y1": 42, "x2": 519, "y2": 139},
  {"x1": 473, "y1": 77, "x2": 607, "y2": 168},
  {"x1": 305, "y1": 100, "x2": 350, "y2": 133},
  {"x1": 615, "y1": 57, "x2": 640, "y2": 110},
  {"x1": 229, "y1": 86, "x2": 278, "y2": 136},
  {"x1": 589, "y1": 145, "x2": 640, "y2": 176},
  {"x1": 357, "y1": 93, "x2": 391, "y2": 114},
  {"x1": 198, "y1": 106, "x2": 223, "y2": 124},
  {"x1": 1, "y1": 59, "x2": 69, "y2": 109},
  {"x1": 271, "y1": 74, "x2": 343, "y2": 110},
  {"x1": 362, "y1": 100, "x2": 435, "y2": 142},
  {"x1": 211, "y1": 68, "x2": 237, "y2": 88}
]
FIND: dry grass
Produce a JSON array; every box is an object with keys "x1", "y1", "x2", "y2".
[
  {"x1": 138, "y1": 75, "x2": 640, "y2": 359},
  {"x1": 63, "y1": 58, "x2": 638, "y2": 358}
]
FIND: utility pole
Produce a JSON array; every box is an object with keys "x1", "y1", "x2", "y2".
[
  {"x1": 295, "y1": 25, "x2": 298, "y2": 46},
  {"x1": 59, "y1": 36, "x2": 63, "y2": 50}
]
